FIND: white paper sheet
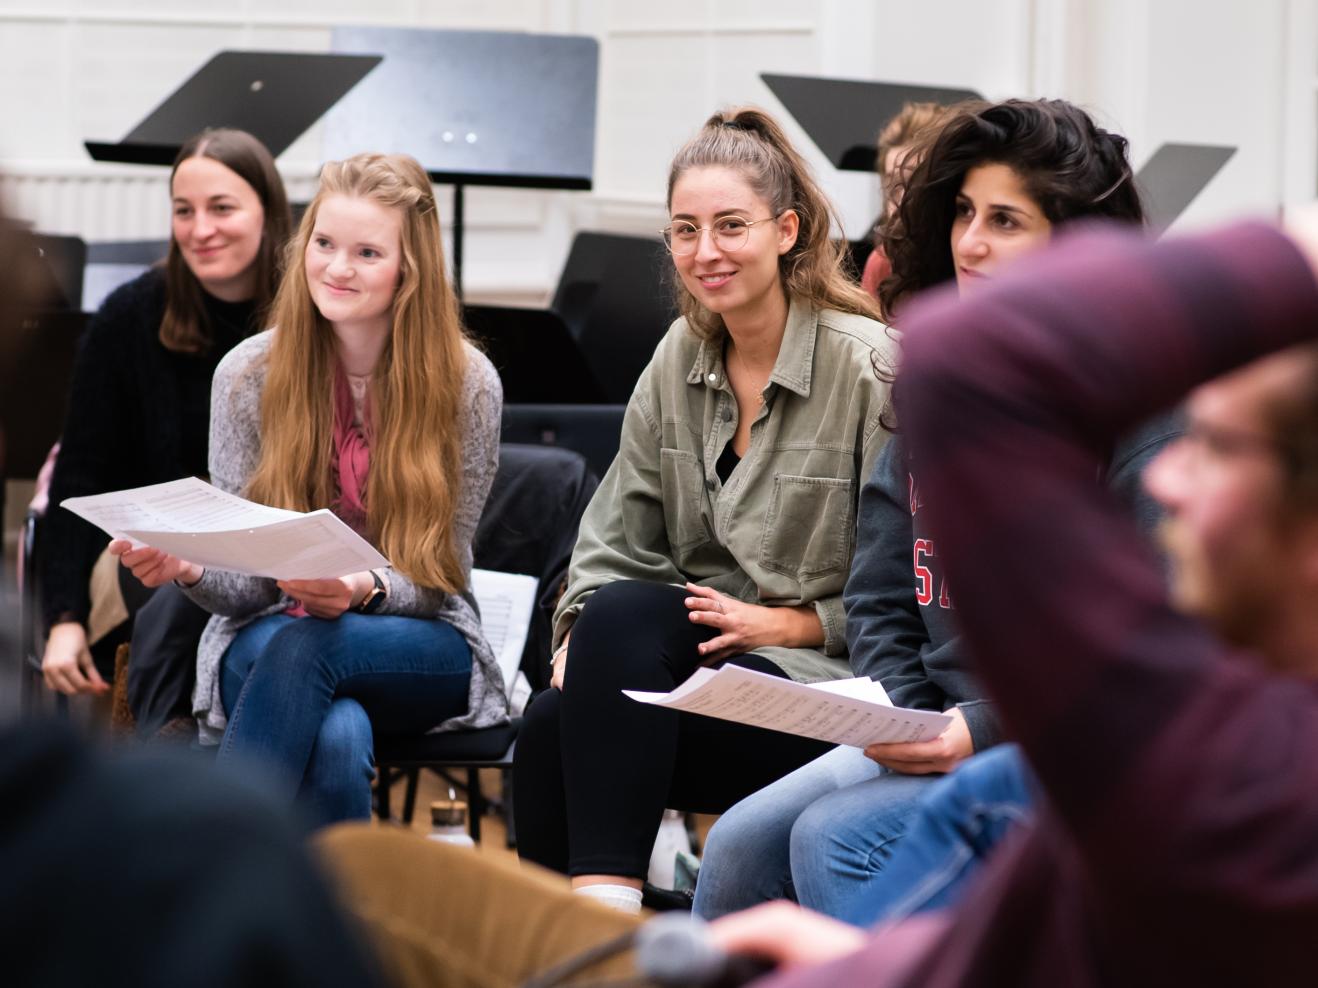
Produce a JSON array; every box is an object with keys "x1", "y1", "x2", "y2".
[
  {"x1": 61, "y1": 477, "x2": 389, "y2": 581},
  {"x1": 624, "y1": 665, "x2": 950, "y2": 747},
  {"x1": 470, "y1": 568, "x2": 537, "y2": 714}
]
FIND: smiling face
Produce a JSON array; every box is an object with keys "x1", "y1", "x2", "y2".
[
  {"x1": 667, "y1": 165, "x2": 799, "y2": 329},
  {"x1": 304, "y1": 194, "x2": 404, "y2": 335},
  {"x1": 171, "y1": 155, "x2": 265, "y2": 301},
  {"x1": 950, "y1": 162, "x2": 1052, "y2": 293}
]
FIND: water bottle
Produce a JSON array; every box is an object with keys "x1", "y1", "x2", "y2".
[{"x1": 427, "y1": 787, "x2": 475, "y2": 848}]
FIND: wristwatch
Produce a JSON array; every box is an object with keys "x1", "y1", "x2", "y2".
[{"x1": 356, "y1": 570, "x2": 387, "y2": 614}]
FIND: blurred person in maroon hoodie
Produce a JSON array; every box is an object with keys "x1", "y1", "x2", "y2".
[{"x1": 712, "y1": 212, "x2": 1318, "y2": 987}]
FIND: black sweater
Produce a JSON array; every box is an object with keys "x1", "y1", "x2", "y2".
[{"x1": 41, "y1": 268, "x2": 256, "y2": 630}]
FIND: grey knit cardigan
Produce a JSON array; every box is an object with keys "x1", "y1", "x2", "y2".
[{"x1": 184, "y1": 330, "x2": 509, "y2": 744}]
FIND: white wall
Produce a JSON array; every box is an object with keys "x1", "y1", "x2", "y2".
[
  {"x1": 0, "y1": 0, "x2": 1309, "y2": 304},
  {"x1": 1042, "y1": 0, "x2": 1300, "y2": 229}
]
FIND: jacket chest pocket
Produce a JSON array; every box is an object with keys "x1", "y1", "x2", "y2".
[
  {"x1": 660, "y1": 448, "x2": 709, "y2": 552},
  {"x1": 760, "y1": 474, "x2": 854, "y2": 579}
]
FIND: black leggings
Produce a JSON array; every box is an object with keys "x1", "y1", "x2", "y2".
[{"x1": 513, "y1": 580, "x2": 832, "y2": 879}]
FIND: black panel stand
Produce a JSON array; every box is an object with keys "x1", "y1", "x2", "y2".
[
  {"x1": 762, "y1": 73, "x2": 981, "y2": 173},
  {"x1": 1135, "y1": 143, "x2": 1236, "y2": 231},
  {"x1": 453, "y1": 184, "x2": 465, "y2": 302},
  {"x1": 84, "y1": 51, "x2": 381, "y2": 165},
  {"x1": 326, "y1": 27, "x2": 600, "y2": 297}
]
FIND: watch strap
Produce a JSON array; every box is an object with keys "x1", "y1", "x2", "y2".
[{"x1": 357, "y1": 569, "x2": 387, "y2": 614}]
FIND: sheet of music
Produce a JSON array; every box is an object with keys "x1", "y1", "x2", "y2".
[
  {"x1": 625, "y1": 665, "x2": 951, "y2": 747},
  {"x1": 62, "y1": 477, "x2": 389, "y2": 581},
  {"x1": 470, "y1": 568, "x2": 537, "y2": 713}
]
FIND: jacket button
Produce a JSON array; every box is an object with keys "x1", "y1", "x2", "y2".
[
  {"x1": 707, "y1": 372, "x2": 718, "y2": 385},
  {"x1": 722, "y1": 405, "x2": 733, "y2": 422}
]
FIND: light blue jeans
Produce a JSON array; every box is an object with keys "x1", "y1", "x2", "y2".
[
  {"x1": 694, "y1": 744, "x2": 939, "y2": 922},
  {"x1": 853, "y1": 743, "x2": 1035, "y2": 924},
  {"x1": 694, "y1": 743, "x2": 1037, "y2": 925}
]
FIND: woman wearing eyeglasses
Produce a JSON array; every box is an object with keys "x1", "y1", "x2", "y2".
[{"x1": 513, "y1": 107, "x2": 898, "y2": 913}]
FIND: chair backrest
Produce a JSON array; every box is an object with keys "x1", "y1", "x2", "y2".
[
  {"x1": 31, "y1": 234, "x2": 87, "y2": 312},
  {"x1": 500, "y1": 404, "x2": 624, "y2": 481},
  {"x1": 0, "y1": 311, "x2": 88, "y2": 482},
  {"x1": 83, "y1": 240, "x2": 168, "y2": 311},
  {"x1": 473, "y1": 443, "x2": 599, "y2": 691}
]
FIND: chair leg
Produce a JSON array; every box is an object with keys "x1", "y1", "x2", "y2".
[
  {"x1": 401, "y1": 768, "x2": 420, "y2": 824},
  {"x1": 20, "y1": 661, "x2": 38, "y2": 718},
  {"x1": 375, "y1": 765, "x2": 392, "y2": 821},
  {"x1": 467, "y1": 767, "x2": 483, "y2": 844},
  {"x1": 502, "y1": 766, "x2": 517, "y2": 850},
  {"x1": 684, "y1": 811, "x2": 702, "y2": 857}
]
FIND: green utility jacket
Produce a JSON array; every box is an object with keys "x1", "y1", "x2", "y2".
[{"x1": 555, "y1": 298, "x2": 898, "y2": 682}]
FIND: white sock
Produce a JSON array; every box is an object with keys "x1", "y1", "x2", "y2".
[{"x1": 575, "y1": 883, "x2": 643, "y2": 914}]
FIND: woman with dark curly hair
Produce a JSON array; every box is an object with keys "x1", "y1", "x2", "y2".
[
  {"x1": 879, "y1": 98, "x2": 1144, "y2": 316},
  {"x1": 696, "y1": 98, "x2": 1166, "y2": 924}
]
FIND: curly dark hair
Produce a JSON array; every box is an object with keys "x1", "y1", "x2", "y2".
[{"x1": 879, "y1": 99, "x2": 1145, "y2": 318}]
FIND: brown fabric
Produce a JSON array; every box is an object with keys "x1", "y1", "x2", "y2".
[
  {"x1": 315, "y1": 824, "x2": 642, "y2": 988},
  {"x1": 110, "y1": 644, "x2": 134, "y2": 735}
]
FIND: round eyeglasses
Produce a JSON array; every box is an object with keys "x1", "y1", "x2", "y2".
[{"x1": 661, "y1": 215, "x2": 777, "y2": 255}]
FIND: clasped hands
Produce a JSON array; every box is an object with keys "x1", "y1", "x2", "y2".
[{"x1": 107, "y1": 540, "x2": 375, "y2": 618}]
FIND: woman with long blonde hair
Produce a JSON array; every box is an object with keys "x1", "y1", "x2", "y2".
[{"x1": 115, "y1": 153, "x2": 505, "y2": 825}]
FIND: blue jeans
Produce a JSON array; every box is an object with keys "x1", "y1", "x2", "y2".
[
  {"x1": 219, "y1": 612, "x2": 472, "y2": 828},
  {"x1": 853, "y1": 743, "x2": 1035, "y2": 925},
  {"x1": 694, "y1": 744, "x2": 940, "y2": 922}
]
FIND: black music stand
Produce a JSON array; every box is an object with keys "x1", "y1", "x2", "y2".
[
  {"x1": 325, "y1": 27, "x2": 600, "y2": 296},
  {"x1": 84, "y1": 50, "x2": 382, "y2": 165},
  {"x1": 1135, "y1": 143, "x2": 1236, "y2": 231},
  {"x1": 762, "y1": 73, "x2": 981, "y2": 173}
]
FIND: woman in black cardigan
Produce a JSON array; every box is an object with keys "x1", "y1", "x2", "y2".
[{"x1": 40, "y1": 128, "x2": 291, "y2": 732}]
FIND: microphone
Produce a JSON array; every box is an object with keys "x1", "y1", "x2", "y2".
[{"x1": 635, "y1": 913, "x2": 777, "y2": 987}]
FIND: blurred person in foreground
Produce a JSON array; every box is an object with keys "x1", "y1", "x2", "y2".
[{"x1": 711, "y1": 211, "x2": 1318, "y2": 985}]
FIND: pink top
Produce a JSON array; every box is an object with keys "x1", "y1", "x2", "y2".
[{"x1": 285, "y1": 365, "x2": 371, "y2": 617}]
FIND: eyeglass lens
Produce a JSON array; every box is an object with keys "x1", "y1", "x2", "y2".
[{"x1": 664, "y1": 217, "x2": 753, "y2": 254}]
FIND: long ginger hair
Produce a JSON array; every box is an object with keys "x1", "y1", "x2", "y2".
[{"x1": 247, "y1": 153, "x2": 470, "y2": 592}]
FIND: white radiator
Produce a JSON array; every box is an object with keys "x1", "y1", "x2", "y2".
[{"x1": 0, "y1": 163, "x2": 321, "y2": 242}]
